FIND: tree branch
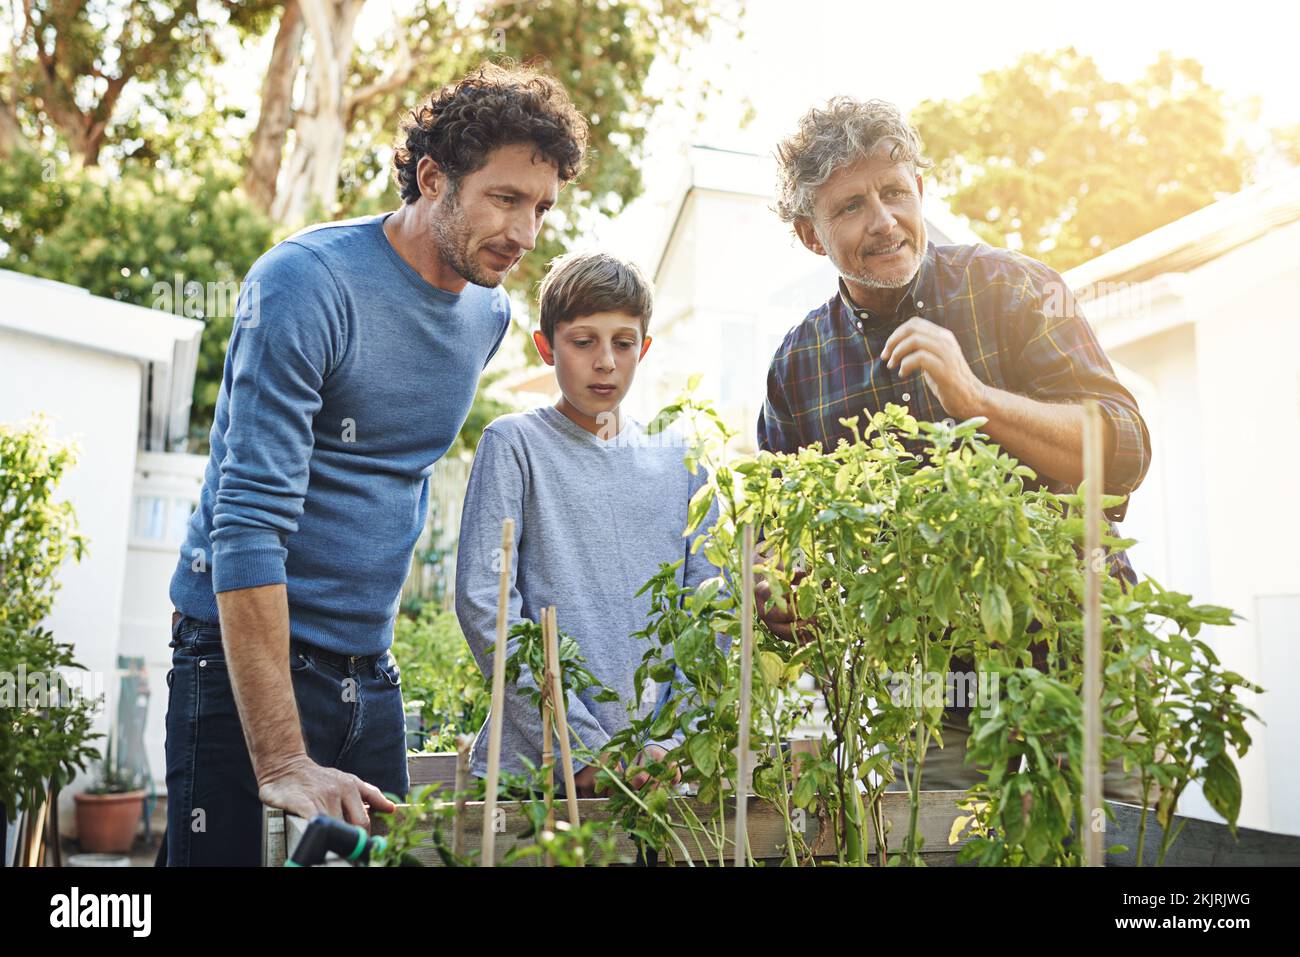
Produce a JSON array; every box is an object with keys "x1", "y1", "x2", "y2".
[
  {"x1": 244, "y1": 0, "x2": 305, "y2": 212},
  {"x1": 0, "y1": 93, "x2": 33, "y2": 157},
  {"x1": 297, "y1": 0, "x2": 343, "y2": 118},
  {"x1": 343, "y1": 24, "x2": 411, "y2": 125}
]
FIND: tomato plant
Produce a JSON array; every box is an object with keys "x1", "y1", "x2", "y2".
[{"x1": 605, "y1": 396, "x2": 1260, "y2": 866}]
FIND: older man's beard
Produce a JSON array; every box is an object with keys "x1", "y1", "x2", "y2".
[
  {"x1": 835, "y1": 239, "x2": 923, "y2": 290},
  {"x1": 430, "y1": 187, "x2": 502, "y2": 288}
]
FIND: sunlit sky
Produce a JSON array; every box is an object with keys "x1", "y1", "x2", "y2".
[
  {"x1": 672, "y1": 0, "x2": 1300, "y2": 144},
  {"x1": 588, "y1": 0, "x2": 1300, "y2": 262}
]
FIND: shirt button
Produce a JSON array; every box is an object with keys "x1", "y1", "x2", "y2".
[
  {"x1": 915, "y1": 300, "x2": 925, "y2": 310},
  {"x1": 901, "y1": 392, "x2": 911, "y2": 402}
]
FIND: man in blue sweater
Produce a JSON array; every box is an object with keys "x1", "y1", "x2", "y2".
[{"x1": 161, "y1": 63, "x2": 589, "y2": 865}]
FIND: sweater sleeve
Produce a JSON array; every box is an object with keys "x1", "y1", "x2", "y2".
[
  {"x1": 1008, "y1": 258, "x2": 1152, "y2": 522},
  {"x1": 210, "y1": 242, "x2": 345, "y2": 594},
  {"x1": 454, "y1": 429, "x2": 613, "y2": 773}
]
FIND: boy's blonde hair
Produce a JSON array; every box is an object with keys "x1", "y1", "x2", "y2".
[{"x1": 536, "y1": 250, "x2": 653, "y2": 343}]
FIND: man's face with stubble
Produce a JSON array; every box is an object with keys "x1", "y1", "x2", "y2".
[
  {"x1": 428, "y1": 141, "x2": 560, "y2": 288},
  {"x1": 797, "y1": 146, "x2": 928, "y2": 302}
]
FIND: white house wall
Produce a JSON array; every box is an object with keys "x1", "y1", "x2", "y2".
[
  {"x1": 0, "y1": 328, "x2": 141, "y2": 834},
  {"x1": 1180, "y1": 219, "x2": 1300, "y2": 834},
  {"x1": 1104, "y1": 218, "x2": 1300, "y2": 834},
  {"x1": 643, "y1": 189, "x2": 838, "y2": 446},
  {"x1": 120, "y1": 451, "x2": 208, "y2": 792},
  {"x1": 1109, "y1": 325, "x2": 1210, "y2": 597}
]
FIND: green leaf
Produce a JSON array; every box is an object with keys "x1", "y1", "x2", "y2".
[
  {"x1": 685, "y1": 482, "x2": 714, "y2": 534},
  {"x1": 792, "y1": 771, "x2": 818, "y2": 808},
  {"x1": 688, "y1": 732, "x2": 718, "y2": 778},
  {"x1": 757, "y1": 651, "x2": 784, "y2": 688},
  {"x1": 834, "y1": 464, "x2": 853, "y2": 494},
  {"x1": 646, "y1": 404, "x2": 682, "y2": 435},
  {"x1": 981, "y1": 583, "x2": 1012, "y2": 645},
  {"x1": 1202, "y1": 754, "x2": 1242, "y2": 827},
  {"x1": 796, "y1": 580, "x2": 817, "y2": 619},
  {"x1": 648, "y1": 703, "x2": 678, "y2": 739}
]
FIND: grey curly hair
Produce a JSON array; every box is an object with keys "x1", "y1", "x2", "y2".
[{"x1": 774, "y1": 97, "x2": 931, "y2": 224}]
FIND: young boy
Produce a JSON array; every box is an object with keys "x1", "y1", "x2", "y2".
[{"x1": 454, "y1": 250, "x2": 716, "y2": 795}]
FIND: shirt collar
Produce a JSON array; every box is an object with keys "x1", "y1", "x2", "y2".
[{"x1": 837, "y1": 242, "x2": 935, "y2": 329}]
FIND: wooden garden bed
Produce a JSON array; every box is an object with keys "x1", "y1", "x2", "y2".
[{"x1": 262, "y1": 751, "x2": 1300, "y2": 867}]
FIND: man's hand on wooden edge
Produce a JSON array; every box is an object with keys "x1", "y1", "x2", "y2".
[{"x1": 257, "y1": 753, "x2": 396, "y2": 829}]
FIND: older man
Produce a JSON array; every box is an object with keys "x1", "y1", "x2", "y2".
[{"x1": 755, "y1": 96, "x2": 1151, "y2": 797}]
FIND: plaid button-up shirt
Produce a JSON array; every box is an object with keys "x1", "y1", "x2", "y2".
[{"x1": 757, "y1": 242, "x2": 1151, "y2": 578}]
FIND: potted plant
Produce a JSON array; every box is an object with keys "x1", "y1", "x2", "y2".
[{"x1": 74, "y1": 736, "x2": 146, "y2": 854}]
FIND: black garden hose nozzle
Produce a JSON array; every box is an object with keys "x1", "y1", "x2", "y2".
[{"x1": 285, "y1": 815, "x2": 387, "y2": 867}]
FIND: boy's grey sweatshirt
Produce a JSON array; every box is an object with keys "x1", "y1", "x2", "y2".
[{"x1": 455, "y1": 405, "x2": 718, "y2": 781}]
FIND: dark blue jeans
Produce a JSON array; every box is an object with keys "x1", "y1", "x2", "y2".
[{"x1": 161, "y1": 614, "x2": 410, "y2": 866}]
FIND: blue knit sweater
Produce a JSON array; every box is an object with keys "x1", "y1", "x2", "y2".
[{"x1": 170, "y1": 213, "x2": 509, "y2": 655}]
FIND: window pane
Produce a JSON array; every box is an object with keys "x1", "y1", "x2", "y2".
[
  {"x1": 132, "y1": 496, "x2": 168, "y2": 540},
  {"x1": 169, "y1": 497, "x2": 197, "y2": 543}
]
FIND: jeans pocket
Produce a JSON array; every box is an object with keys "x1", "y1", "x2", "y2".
[
  {"x1": 289, "y1": 648, "x2": 315, "y2": 674},
  {"x1": 376, "y1": 652, "x2": 401, "y2": 688}
]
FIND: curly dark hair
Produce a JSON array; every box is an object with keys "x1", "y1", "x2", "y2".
[{"x1": 392, "y1": 62, "x2": 589, "y2": 204}]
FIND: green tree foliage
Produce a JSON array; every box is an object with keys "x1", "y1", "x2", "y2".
[
  {"x1": 0, "y1": 419, "x2": 99, "y2": 822},
  {"x1": 0, "y1": 151, "x2": 276, "y2": 448},
  {"x1": 341, "y1": 0, "x2": 743, "y2": 357},
  {"x1": 0, "y1": 0, "x2": 279, "y2": 165},
  {"x1": 3, "y1": 1, "x2": 744, "y2": 446},
  {"x1": 1271, "y1": 122, "x2": 1300, "y2": 167},
  {"x1": 912, "y1": 49, "x2": 1250, "y2": 271}
]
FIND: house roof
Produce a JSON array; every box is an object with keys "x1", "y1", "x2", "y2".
[
  {"x1": 1066, "y1": 166, "x2": 1300, "y2": 290},
  {"x1": 0, "y1": 269, "x2": 205, "y2": 451},
  {"x1": 650, "y1": 144, "x2": 983, "y2": 282},
  {"x1": 0, "y1": 269, "x2": 203, "y2": 362}
]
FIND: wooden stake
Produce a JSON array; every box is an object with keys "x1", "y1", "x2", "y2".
[
  {"x1": 547, "y1": 606, "x2": 582, "y2": 834},
  {"x1": 734, "y1": 523, "x2": 756, "y2": 867},
  {"x1": 1082, "y1": 401, "x2": 1105, "y2": 867},
  {"x1": 452, "y1": 733, "x2": 472, "y2": 860},
  {"x1": 541, "y1": 606, "x2": 556, "y2": 864},
  {"x1": 481, "y1": 517, "x2": 515, "y2": 867}
]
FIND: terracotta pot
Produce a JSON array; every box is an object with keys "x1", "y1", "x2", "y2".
[{"x1": 74, "y1": 790, "x2": 145, "y2": 854}]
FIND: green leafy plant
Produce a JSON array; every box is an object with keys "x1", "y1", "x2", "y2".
[
  {"x1": 369, "y1": 782, "x2": 469, "y2": 868},
  {"x1": 386, "y1": 394, "x2": 1260, "y2": 868},
  {"x1": 374, "y1": 622, "x2": 629, "y2": 867},
  {"x1": 502, "y1": 619, "x2": 620, "y2": 714},
  {"x1": 82, "y1": 733, "x2": 144, "y2": 796},
  {"x1": 498, "y1": 760, "x2": 628, "y2": 868},
  {"x1": 391, "y1": 606, "x2": 489, "y2": 752},
  {"x1": 0, "y1": 418, "x2": 100, "y2": 823},
  {"x1": 608, "y1": 393, "x2": 1260, "y2": 867},
  {"x1": 499, "y1": 618, "x2": 627, "y2": 864}
]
